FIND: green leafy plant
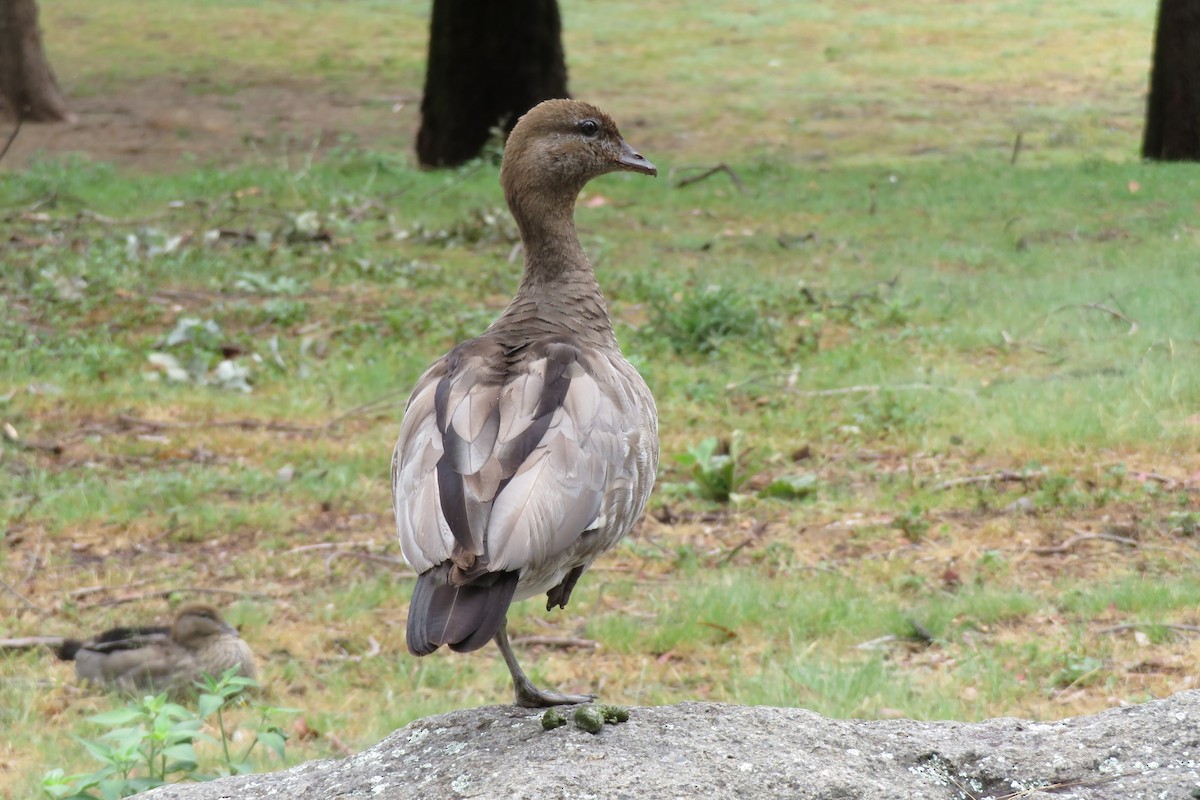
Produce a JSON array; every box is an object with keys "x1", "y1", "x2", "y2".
[
  {"x1": 759, "y1": 472, "x2": 819, "y2": 501},
  {"x1": 41, "y1": 670, "x2": 294, "y2": 800},
  {"x1": 892, "y1": 505, "x2": 931, "y2": 543},
  {"x1": 1050, "y1": 655, "x2": 1106, "y2": 689},
  {"x1": 669, "y1": 433, "x2": 758, "y2": 503},
  {"x1": 1033, "y1": 471, "x2": 1089, "y2": 511},
  {"x1": 647, "y1": 283, "x2": 763, "y2": 355},
  {"x1": 1168, "y1": 511, "x2": 1198, "y2": 537}
]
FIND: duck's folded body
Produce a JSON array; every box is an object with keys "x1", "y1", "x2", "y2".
[{"x1": 57, "y1": 604, "x2": 256, "y2": 694}]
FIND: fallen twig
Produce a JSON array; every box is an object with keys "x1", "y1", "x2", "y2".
[
  {"x1": 324, "y1": 635, "x2": 382, "y2": 663},
  {"x1": 324, "y1": 550, "x2": 410, "y2": 579},
  {"x1": 932, "y1": 469, "x2": 1047, "y2": 492},
  {"x1": 87, "y1": 587, "x2": 278, "y2": 608},
  {"x1": 1096, "y1": 623, "x2": 1200, "y2": 636},
  {"x1": 1052, "y1": 302, "x2": 1139, "y2": 335},
  {"x1": 787, "y1": 383, "x2": 975, "y2": 398},
  {"x1": 717, "y1": 535, "x2": 758, "y2": 566},
  {"x1": 669, "y1": 163, "x2": 746, "y2": 192},
  {"x1": 947, "y1": 773, "x2": 982, "y2": 800},
  {"x1": 997, "y1": 771, "x2": 1142, "y2": 799},
  {"x1": 115, "y1": 390, "x2": 404, "y2": 437},
  {"x1": 19, "y1": 526, "x2": 45, "y2": 586},
  {"x1": 15, "y1": 438, "x2": 65, "y2": 455},
  {"x1": 286, "y1": 541, "x2": 384, "y2": 554},
  {"x1": 1033, "y1": 532, "x2": 1140, "y2": 556},
  {"x1": 908, "y1": 619, "x2": 935, "y2": 645},
  {"x1": 68, "y1": 579, "x2": 154, "y2": 599},
  {"x1": 116, "y1": 414, "x2": 320, "y2": 434},
  {"x1": 4, "y1": 491, "x2": 43, "y2": 532},
  {"x1": 0, "y1": 118, "x2": 21, "y2": 166},
  {"x1": 509, "y1": 635, "x2": 599, "y2": 650},
  {"x1": 1129, "y1": 471, "x2": 1183, "y2": 490},
  {"x1": 0, "y1": 574, "x2": 49, "y2": 616},
  {"x1": 325, "y1": 731, "x2": 355, "y2": 757},
  {"x1": 854, "y1": 634, "x2": 899, "y2": 651},
  {"x1": 319, "y1": 391, "x2": 410, "y2": 429},
  {"x1": 699, "y1": 620, "x2": 738, "y2": 640},
  {"x1": 0, "y1": 636, "x2": 66, "y2": 650}
]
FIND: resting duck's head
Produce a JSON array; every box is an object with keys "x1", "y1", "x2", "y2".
[
  {"x1": 501, "y1": 99, "x2": 656, "y2": 207},
  {"x1": 171, "y1": 603, "x2": 238, "y2": 650}
]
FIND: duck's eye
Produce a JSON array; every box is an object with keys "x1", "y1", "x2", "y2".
[{"x1": 578, "y1": 119, "x2": 600, "y2": 137}]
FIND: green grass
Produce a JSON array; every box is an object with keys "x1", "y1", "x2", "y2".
[{"x1": 3, "y1": 0, "x2": 1200, "y2": 797}]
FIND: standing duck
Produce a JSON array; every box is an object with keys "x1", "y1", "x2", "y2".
[
  {"x1": 56, "y1": 603, "x2": 257, "y2": 695},
  {"x1": 393, "y1": 99, "x2": 659, "y2": 707}
]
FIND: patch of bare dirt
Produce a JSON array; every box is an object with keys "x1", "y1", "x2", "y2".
[{"x1": 2, "y1": 77, "x2": 421, "y2": 172}]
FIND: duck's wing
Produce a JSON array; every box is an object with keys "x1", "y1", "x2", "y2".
[
  {"x1": 74, "y1": 640, "x2": 196, "y2": 692},
  {"x1": 56, "y1": 626, "x2": 173, "y2": 661},
  {"x1": 394, "y1": 336, "x2": 643, "y2": 654}
]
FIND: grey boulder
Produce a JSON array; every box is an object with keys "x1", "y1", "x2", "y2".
[{"x1": 141, "y1": 692, "x2": 1200, "y2": 799}]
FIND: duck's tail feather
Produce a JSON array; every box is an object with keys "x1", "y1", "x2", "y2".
[{"x1": 406, "y1": 564, "x2": 519, "y2": 656}]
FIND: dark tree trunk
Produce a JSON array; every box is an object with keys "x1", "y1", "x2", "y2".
[
  {"x1": 0, "y1": 0, "x2": 72, "y2": 122},
  {"x1": 416, "y1": 0, "x2": 568, "y2": 168},
  {"x1": 1142, "y1": 0, "x2": 1200, "y2": 161}
]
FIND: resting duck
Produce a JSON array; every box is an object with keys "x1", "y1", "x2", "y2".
[
  {"x1": 57, "y1": 603, "x2": 257, "y2": 694},
  {"x1": 393, "y1": 99, "x2": 659, "y2": 707}
]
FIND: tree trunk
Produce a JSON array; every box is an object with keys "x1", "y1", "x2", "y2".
[
  {"x1": 416, "y1": 0, "x2": 568, "y2": 168},
  {"x1": 1142, "y1": 0, "x2": 1200, "y2": 161},
  {"x1": 0, "y1": 0, "x2": 73, "y2": 122}
]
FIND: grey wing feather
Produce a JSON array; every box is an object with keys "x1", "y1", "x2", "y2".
[{"x1": 393, "y1": 338, "x2": 654, "y2": 580}]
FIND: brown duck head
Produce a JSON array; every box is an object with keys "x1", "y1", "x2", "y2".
[
  {"x1": 501, "y1": 99, "x2": 656, "y2": 208},
  {"x1": 170, "y1": 603, "x2": 238, "y2": 651}
]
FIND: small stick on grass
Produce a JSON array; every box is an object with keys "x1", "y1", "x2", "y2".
[
  {"x1": 509, "y1": 635, "x2": 599, "y2": 650},
  {"x1": 16, "y1": 438, "x2": 66, "y2": 455},
  {"x1": 19, "y1": 526, "x2": 44, "y2": 586},
  {"x1": 116, "y1": 391, "x2": 407, "y2": 437},
  {"x1": 0, "y1": 574, "x2": 49, "y2": 616},
  {"x1": 287, "y1": 541, "x2": 389, "y2": 555},
  {"x1": 997, "y1": 771, "x2": 1143, "y2": 799},
  {"x1": 699, "y1": 620, "x2": 738, "y2": 640},
  {"x1": 1052, "y1": 302, "x2": 1139, "y2": 335},
  {"x1": 117, "y1": 414, "x2": 320, "y2": 434},
  {"x1": 717, "y1": 535, "x2": 757, "y2": 566},
  {"x1": 1033, "y1": 532, "x2": 1140, "y2": 556},
  {"x1": 324, "y1": 550, "x2": 410, "y2": 578},
  {"x1": 787, "y1": 383, "x2": 975, "y2": 398},
  {"x1": 932, "y1": 469, "x2": 1047, "y2": 491},
  {"x1": 0, "y1": 118, "x2": 22, "y2": 166},
  {"x1": 0, "y1": 636, "x2": 67, "y2": 651},
  {"x1": 68, "y1": 579, "x2": 154, "y2": 599},
  {"x1": 1129, "y1": 471, "x2": 1182, "y2": 490},
  {"x1": 1095, "y1": 623, "x2": 1200, "y2": 636},
  {"x1": 325, "y1": 732, "x2": 355, "y2": 757},
  {"x1": 319, "y1": 391, "x2": 410, "y2": 429},
  {"x1": 854, "y1": 634, "x2": 898, "y2": 651},
  {"x1": 87, "y1": 587, "x2": 279, "y2": 608},
  {"x1": 947, "y1": 773, "x2": 982, "y2": 800},
  {"x1": 324, "y1": 635, "x2": 382, "y2": 662},
  {"x1": 669, "y1": 163, "x2": 746, "y2": 192}
]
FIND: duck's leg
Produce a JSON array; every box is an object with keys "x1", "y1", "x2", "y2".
[{"x1": 494, "y1": 619, "x2": 594, "y2": 708}]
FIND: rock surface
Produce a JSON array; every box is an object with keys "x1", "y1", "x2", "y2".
[{"x1": 143, "y1": 693, "x2": 1200, "y2": 800}]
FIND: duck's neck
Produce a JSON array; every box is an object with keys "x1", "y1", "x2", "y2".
[{"x1": 494, "y1": 187, "x2": 617, "y2": 347}]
